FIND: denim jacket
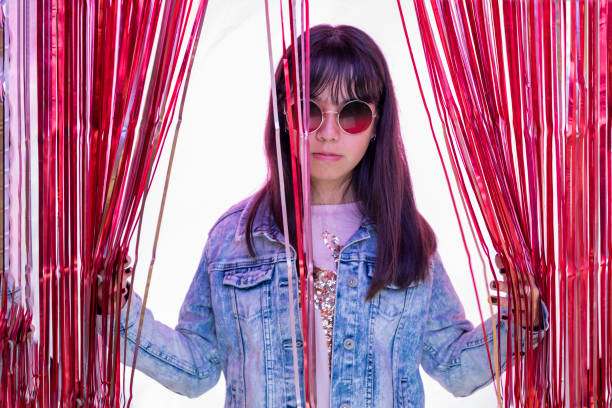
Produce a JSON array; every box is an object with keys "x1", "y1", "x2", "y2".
[{"x1": 116, "y1": 195, "x2": 549, "y2": 407}]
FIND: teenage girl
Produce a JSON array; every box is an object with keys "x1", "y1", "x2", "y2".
[{"x1": 112, "y1": 24, "x2": 547, "y2": 408}]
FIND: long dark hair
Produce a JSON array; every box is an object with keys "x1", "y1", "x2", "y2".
[{"x1": 246, "y1": 24, "x2": 437, "y2": 301}]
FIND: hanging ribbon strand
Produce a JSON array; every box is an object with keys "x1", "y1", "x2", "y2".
[
  {"x1": 264, "y1": 0, "x2": 313, "y2": 406},
  {"x1": 400, "y1": 0, "x2": 610, "y2": 406},
  {"x1": 0, "y1": 0, "x2": 208, "y2": 406}
]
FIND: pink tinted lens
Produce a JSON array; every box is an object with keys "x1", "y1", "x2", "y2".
[
  {"x1": 308, "y1": 101, "x2": 323, "y2": 132},
  {"x1": 339, "y1": 101, "x2": 373, "y2": 134},
  {"x1": 289, "y1": 102, "x2": 322, "y2": 132}
]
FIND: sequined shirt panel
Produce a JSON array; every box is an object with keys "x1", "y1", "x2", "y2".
[{"x1": 311, "y1": 202, "x2": 363, "y2": 408}]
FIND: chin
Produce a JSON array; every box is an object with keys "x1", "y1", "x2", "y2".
[{"x1": 310, "y1": 172, "x2": 350, "y2": 185}]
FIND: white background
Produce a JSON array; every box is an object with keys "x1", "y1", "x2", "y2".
[{"x1": 127, "y1": 0, "x2": 501, "y2": 406}]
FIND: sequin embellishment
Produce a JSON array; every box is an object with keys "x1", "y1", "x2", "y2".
[{"x1": 314, "y1": 230, "x2": 343, "y2": 369}]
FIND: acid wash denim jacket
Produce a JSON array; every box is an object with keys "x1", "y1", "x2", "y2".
[{"x1": 115, "y1": 195, "x2": 549, "y2": 408}]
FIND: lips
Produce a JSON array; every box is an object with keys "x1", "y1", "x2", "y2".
[{"x1": 312, "y1": 152, "x2": 342, "y2": 161}]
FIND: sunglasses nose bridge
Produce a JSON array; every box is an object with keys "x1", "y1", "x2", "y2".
[
  {"x1": 314, "y1": 110, "x2": 343, "y2": 138},
  {"x1": 307, "y1": 101, "x2": 338, "y2": 134}
]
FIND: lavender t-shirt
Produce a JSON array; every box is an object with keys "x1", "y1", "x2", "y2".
[{"x1": 310, "y1": 202, "x2": 362, "y2": 408}]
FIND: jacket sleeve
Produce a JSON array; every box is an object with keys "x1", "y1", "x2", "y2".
[
  {"x1": 113, "y1": 246, "x2": 222, "y2": 398},
  {"x1": 419, "y1": 253, "x2": 549, "y2": 397}
]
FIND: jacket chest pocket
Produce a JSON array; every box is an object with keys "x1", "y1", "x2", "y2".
[
  {"x1": 377, "y1": 288, "x2": 407, "y2": 320},
  {"x1": 222, "y1": 263, "x2": 274, "y2": 321},
  {"x1": 366, "y1": 262, "x2": 411, "y2": 320}
]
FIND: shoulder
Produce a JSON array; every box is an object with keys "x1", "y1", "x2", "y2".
[
  {"x1": 206, "y1": 193, "x2": 257, "y2": 244},
  {"x1": 203, "y1": 192, "x2": 265, "y2": 261},
  {"x1": 208, "y1": 196, "x2": 251, "y2": 236}
]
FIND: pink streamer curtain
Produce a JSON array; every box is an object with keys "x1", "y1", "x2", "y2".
[
  {"x1": 3, "y1": 1, "x2": 608, "y2": 407},
  {"x1": 400, "y1": 0, "x2": 611, "y2": 407},
  {"x1": 1, "y1": 0, "x2": 208, "y2": 406},
  {"x1": 264, "y1": 1, "x2": 313, "y2": 405}
]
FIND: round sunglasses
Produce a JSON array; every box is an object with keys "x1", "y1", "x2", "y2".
[{"x1": 287, "y1": 99, "x2": 376, "y2": 135}]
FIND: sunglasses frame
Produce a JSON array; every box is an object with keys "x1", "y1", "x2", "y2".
[{"x1": 284, "y1": 99, "x2": 377, "y2": 135}]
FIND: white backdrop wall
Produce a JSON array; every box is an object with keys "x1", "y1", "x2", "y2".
[{"x1": 127, "y1": 1, "x2": 501, "y2": 406}]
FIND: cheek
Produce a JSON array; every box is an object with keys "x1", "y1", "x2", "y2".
[{"x1": 348, "y1": 137, "x2": 372, "y2": 161}]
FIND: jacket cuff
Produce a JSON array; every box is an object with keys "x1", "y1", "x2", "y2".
[
  {"x1": 96, "y1": 291, "x2": 143, "y2": 336},
  {"x1": 120, "y1": 291, "x2": 143, "y2": 334}
]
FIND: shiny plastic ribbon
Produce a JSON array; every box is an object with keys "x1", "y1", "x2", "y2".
[
  {"x1": 400, "y1": 0, "x2": 611, "y2": 406},
  {"x1": 263, "y1": 2, "x2": 304, "y2": 406},
  {"x1": 0, "y1": 1, "x2": 209, "y2": 406},
  {"x1": 265, "y1": 0, "x2": 313, "y2": 406}
]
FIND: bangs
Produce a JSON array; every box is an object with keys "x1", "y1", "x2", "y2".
[{"x1": 309, "y1": 40, "x2": 383, "y2": 105}]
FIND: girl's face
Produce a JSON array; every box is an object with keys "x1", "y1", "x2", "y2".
[{"x1": 308, "y1": 87, "x2": 376, "y2": 194}]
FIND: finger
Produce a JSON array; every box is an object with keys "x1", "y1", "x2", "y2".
[
  {"x1": 489, "y1": 295, "x2": 531, "y2": 310},
  {"x1": 511, "y1": 298, "x2": 536, "y2": 321},
  {"x1": 123, "y1": 254, "x2": 134, "y2": 280},
  {"x1": 497, "y1": 264, "x2": 507, "y2": 281},
  {"x1": 494, "y1": 254, "x2": 504, "y2": 269},
  {"x1": 500, "y1": 311, "x2": 537, "y2": 328},
  {"x1": 489, "y1": 295, "x2": 509, "y2": 308},
  {"x1": 525, "y1": 275, "x2": 539, "y2": 300},
  {"x1": 489, "y1": 280, "x2": 508, "y2": 293},
  {"x1": 505, "y1": 266, "x2": 536, "y2": 289},
  {"x1": 488, "y1": 295, "x2": 526, "y2": 309},
  {"x1": 502, "y1": 269, "x2": 530, "y2": 293},
  {"x1": 530, "y1": 285, "x2": 540, "y2": 306},
  {"x1": 511, "y1": 282, "x2": 530, "y2": 296},
  {"x1": 523, "y1": 283, "x2": 540, "y2": 316},
  {"x1": 122, "y1": 266, "x2": 133, "y2": 287},
  {"x1": 513, "y1": 280, "x2": 538, "y2": 301},
  {"x1": 122, "y1": 266, "x2": 133, "y2": 285},
  {"x1": 520, "y1": 270, "x2": 537, "y2": 285}
]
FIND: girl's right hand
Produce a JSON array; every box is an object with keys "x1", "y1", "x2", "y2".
[
  {"x1": 96, "y1": 256, "x2": 133, "y2": 315},
  {"x1": 489, "y1": 254, "x2": 542, "y2": 329}
]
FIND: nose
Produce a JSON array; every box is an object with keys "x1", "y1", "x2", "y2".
[{"x1": 315, "y1": 111, "x2": 340, "y2": 142}]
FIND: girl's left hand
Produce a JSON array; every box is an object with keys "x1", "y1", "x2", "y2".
[
  {"x1": 96, "y1": 255, "x2": 133, "y2": 315},
  {"x1": 488, "y1": 254, "x2": 542, "y2": 329}
]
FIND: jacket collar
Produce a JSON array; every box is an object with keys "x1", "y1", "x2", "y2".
[
  {"x1": 234, "y1": 194, "x2": 280, "y2": 242},
  {"x1": 234, "y1": 193, "x2": 376, "y2": 246}
]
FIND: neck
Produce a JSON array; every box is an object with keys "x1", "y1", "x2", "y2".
[{"x1": 310, "y1": 179, "x2": 355, "y2": 205}]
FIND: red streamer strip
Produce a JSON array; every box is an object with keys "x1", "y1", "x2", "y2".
[
  {"x1": 0, "y1": 1, "x2": 208, "y2": 406},
  {"x1": 399, "y1": 1, "x2": 611, "y2": 406},
  {"x1": 277, "y1": 1, "x2": 314, "y2": 406}
]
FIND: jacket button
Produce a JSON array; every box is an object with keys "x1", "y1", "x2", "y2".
[
  {"x1": 347, "y1": 278, "x2": 358, "y2": 288},
  {"x1": 340, "y1": 404, "x2": 350, "y2": 408},
  {"x1": 343, "y1": 338, "x2": 355, "y2": 350}
]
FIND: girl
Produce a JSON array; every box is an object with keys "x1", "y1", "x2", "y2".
[{"x1": 115, "y1": 24, "x2": 547, "y2": 407}]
